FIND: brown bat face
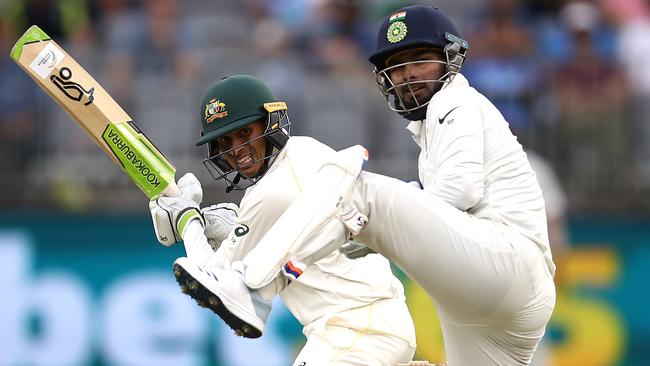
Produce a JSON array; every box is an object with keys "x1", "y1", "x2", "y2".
[{"x1": 11, "y1": 25, "x2": 180, "y2": 198}]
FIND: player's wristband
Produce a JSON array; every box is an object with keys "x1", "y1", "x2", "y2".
[{"x1": 176, "y1": 208, "x2": 204, "y2": 238}]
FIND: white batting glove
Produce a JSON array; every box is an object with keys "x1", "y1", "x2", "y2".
[
  {"x1": 150, "y1": 173, "x2": 205, "y2": 246},
  {"x1": 339, "y1": 239, "x2": 376, "y2": 259},
  {"x1": 177, "y1": 172, "x2": 203, "y2": 206},
  {"x1": 202, "y1": 203, "x2": 238, "y2": 249}
]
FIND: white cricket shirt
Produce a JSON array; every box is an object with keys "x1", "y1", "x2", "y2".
[
  {"x1": 406, "y1": 74, "x2": 555, "y2": 276},
  {"x1": 214, "y1": 136, "x2": 406, "y2": 327}
]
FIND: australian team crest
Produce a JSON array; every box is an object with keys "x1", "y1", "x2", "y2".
[
  {"x1": 387, "y1": 11, "x2": 407, "y2": 43},
  {"x1": 204, "y1": 98, "x2": 228, "y2": 123}
]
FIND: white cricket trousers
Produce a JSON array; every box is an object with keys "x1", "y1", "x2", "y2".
[
  {"x1": 243, "y1": 170, "x2": 555, "y2": 365},
  {"x1": 350, "y1": 172, "x2": 556, "y2": 366},
  {"x1": 292, "y1": 298, "x2": 416, "y2": 366}
]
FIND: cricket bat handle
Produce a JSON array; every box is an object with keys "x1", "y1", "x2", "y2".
[
  {"x1": 162, "y1": 180, "x2": 182, "y2": 197},
  {"x1": 103, "y1": 121, "x2": 182, "y2": 199}
]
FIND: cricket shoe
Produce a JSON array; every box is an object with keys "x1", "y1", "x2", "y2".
[{"x1": 173, "y1": 257, "x2": 271, "y2": 338}]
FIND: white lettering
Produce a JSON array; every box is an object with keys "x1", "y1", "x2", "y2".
[
  {"x1": 0, "y1": 231, "x2": 295, "y2": 365},
  {"x1": 0, "y1": 234, "x2": 90, "y2": 366},
  {"x1": 103, "y1": 274, "x2": 206, "y2": 366}
]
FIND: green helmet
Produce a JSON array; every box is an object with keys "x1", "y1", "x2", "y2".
[{"x1": 197, "y1": 75, "x2": 291, "y2": 192}]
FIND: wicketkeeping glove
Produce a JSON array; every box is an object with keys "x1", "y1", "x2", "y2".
[
  {"x1": 150, "y1": 173, "x2": 205, "y2": 246},
  {"x1": 202, "y1": 203, "x2": 238, "y2": 250},
  {"x1": 407, "y1": 180, "x2": 423, "y2": 189},
  {"x1": 339, "y1": 239, "x2": 376, "y2": 259}
]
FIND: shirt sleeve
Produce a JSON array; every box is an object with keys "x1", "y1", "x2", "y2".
[
  {"x1": 209, "y1": 204, "x2": 289, "y2": 298},
  {"x1": 182, "y1": 219, "x2": 219, "y2": 267},
  {"x1": 212, "y1": 173, "x2": 297, "y2": 263},
  {"x1": 423, "y1": 103, "x2": 485, "y2": 211}
]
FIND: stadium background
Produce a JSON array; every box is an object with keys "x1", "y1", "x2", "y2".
[{"x1": 1, "y1": 0, "x2": 648, "y2": 365}]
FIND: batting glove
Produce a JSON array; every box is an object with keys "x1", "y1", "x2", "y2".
[
  {"x1": 150, "y1": 173, "x2": 205, "y2": 246},
  {"x1": 202, "y1": 203, "x2": 238, "y2": 250},
  {"x1": 177, "y1": 172, "x2": 203, "y2": 206}
]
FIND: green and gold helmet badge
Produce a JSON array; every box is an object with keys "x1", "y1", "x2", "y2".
[
  {"x1": 387, "y1": 11, "x2": 407, "y2": 43},
  {"x1": 204, "y1": 98, "x2": 228, "y2": 124}
]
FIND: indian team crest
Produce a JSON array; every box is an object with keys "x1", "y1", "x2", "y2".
[
  {"x1": 204, "y1": 98, "x2": 228, "y2": 123},
  {"x1": 387, "y1": 21, "x2": 407, "y2": 43}
]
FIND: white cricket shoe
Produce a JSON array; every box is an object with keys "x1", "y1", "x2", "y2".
[{"x1": 173, "y1": 257, "x2": 271, "y2": 338}]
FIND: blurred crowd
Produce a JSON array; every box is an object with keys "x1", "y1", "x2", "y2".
[{"x1": 1, "y1": 0, "x2": 649, "y2": 214}]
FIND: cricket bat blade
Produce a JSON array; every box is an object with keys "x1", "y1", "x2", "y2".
[{"x1": 10, "y1": 25, "x2": 181, "y2": 198}]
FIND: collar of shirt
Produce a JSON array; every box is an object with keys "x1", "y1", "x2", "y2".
[
  {"x1": 405, "y1": 73, "x2": 469, "y2": 139},
  {"x1": 264, "y1": 137, "x2": 292, "y2": 176},
  {"x1": 406, "y1": 120, "x2": 422, "y2": 139}
]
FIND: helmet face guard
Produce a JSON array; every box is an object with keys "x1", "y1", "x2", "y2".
[
  {"x1": 203, "y1": 104, "x2": 291, "y2": 192},
  {"x1": 368, "y1": 5, "x2": 469, "y2": 121},
  {"x1": 373, "y1": 36, "x2": 468, "y2": 121}
]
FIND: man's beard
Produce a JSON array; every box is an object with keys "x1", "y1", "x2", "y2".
[{"x1": 397, "y1": 81, "x2": 443, "y2": 110}]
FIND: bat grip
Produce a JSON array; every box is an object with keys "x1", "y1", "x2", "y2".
[{"x1": 161, "y1": 180, "x2": 182, "y2": 197}]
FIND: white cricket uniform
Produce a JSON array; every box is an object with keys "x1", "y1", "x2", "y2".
[
  {"x1": 350, "y1": 74, "x2": 556, "y2": 365},
  {"x1": 199, "y1": 137, "x2": 416, "y2": 365},
  {"x1": 241, "y1": 74, "x2": 556, "y2": 365}
]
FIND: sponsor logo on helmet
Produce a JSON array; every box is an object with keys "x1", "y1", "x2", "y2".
[
  {"x1": 263, "y1": 101, "x2": 287, "y2": 113},
  {"x1": 204, "y1": 98, "x2": 228, "y2": 123},
  {"x1": 387, "y1": 21, "x2": 407, "y2": 43}
]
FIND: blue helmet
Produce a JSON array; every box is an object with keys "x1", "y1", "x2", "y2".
[{"x1": 369, "y1": 5, "x2": 469, "y2": 120}]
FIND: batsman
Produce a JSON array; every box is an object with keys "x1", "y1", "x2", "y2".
[{"x1": 150, "y1": 75, "x2": 417, "y2": 365}]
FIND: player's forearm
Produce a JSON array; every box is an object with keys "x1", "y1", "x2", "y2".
[
  {"x1": 183, "y1": 220, "x2": 218, "y2": 267},
  {"x1": 425, "y1": 104, "x2": 485, "y2": 210},
  {"x1": 422, "y1": 153, "x2": 484, "y2": 210},
  {"x1": 428, "y1": 168, "x2": 484, "y2": 211}
]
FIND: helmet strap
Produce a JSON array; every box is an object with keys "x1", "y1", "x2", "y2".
[{"x1": 225, "y1": 173, "x2": 242, "y2": 193}]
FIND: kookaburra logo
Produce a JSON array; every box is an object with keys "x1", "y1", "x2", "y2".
[{"x1": 50, "y1": 67, "x2": 95, "y2": 106}]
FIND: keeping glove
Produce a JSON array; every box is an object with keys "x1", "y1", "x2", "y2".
[
  {"x1": 202, "y1": 202, "x2": 238, "y2": 249},
  {"x1": 339, "y1": 239, "x2": 376, "y2": 259},
  {"x1": 407, "y1": 180, "x2": 423, "y2": 189},
  {"x1": 150, "y1": 173, "x2": 205, "y2": 246}
]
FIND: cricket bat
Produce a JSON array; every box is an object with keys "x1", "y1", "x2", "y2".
[{"x1": 10, "y1": 25, "x2": 181, "y2": 198}]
